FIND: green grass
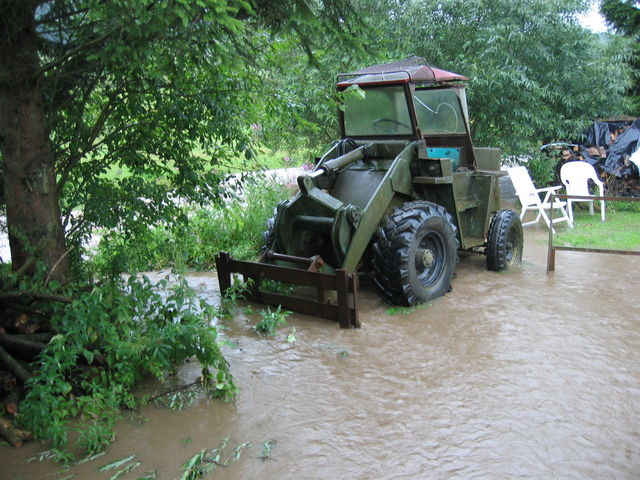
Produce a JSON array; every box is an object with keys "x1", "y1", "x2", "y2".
[{"x1": 554, "y1": 209, "x2": 640, "y2": 251}]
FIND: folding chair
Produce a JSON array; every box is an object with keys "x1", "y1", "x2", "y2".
[
  {"x1": 560, "y1": 161, "x2": 605, "y2": 222},
  {"x1": 507, "y1": 166, "x2": 573, "y2": 230}
]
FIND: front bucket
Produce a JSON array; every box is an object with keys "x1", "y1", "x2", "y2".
[{"x1": 215, "y1": 252, "x2": 360, "y2": 328}]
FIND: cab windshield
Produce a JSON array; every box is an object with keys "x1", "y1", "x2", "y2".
[
  {"x1": 342, "y1": 85, "x2": 413, "y2": 136},
  {"x1": 414, "y1": 88, "x2": 466, "y2": 135}
]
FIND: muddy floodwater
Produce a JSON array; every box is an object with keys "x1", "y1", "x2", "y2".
[{"x1": 2, "y1": 227, "x2": 640, "y2": 479}]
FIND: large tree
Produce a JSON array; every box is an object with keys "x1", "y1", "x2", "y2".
[
  {"x1": 0, "y1": 0, "x2": 360, "y2": 281},
  {"x1": 601, "y1": 0, "x2": 640, "y2": 109}
]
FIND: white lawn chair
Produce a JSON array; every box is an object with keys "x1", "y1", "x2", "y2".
[
  {"x1": 560, "y1": 161, "x2": 605, "y2": 222},
  {"x1": 507, "y1": 166, "x2": 573, "y2": 230}
]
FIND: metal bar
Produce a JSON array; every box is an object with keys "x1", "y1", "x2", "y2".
[
  {"x1": 554, "y1": 194, "x2": 640, "y2": 202},
  {"x1": 265, "y1": 251, "x2": 315, "y2": 266},
  {"x1": 552, "y1": 246, "x2": 640, "y2": 256},
  {"x1": 547, "y1": 194, "x2": 555, "y2": 272}
]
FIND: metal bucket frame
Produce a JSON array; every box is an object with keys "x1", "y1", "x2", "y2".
[{"x1": 216, "y1": 252, "x2": 360, "y2": 328}]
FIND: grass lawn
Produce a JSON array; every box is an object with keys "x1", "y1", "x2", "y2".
[{"x1": 554, "y1": 208, "x2": 640, "y2": 251}]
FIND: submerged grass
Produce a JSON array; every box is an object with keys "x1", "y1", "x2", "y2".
[{"x1": 554, "y1": 210, "x2": 640, "y2": 251}]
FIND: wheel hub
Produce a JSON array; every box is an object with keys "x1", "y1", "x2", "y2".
[{"x1": 419, "y1": 248, "x2": 435, "y2": 269}]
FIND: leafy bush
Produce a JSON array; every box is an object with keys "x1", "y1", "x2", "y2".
[
  {"x1": 524, "y1": 152, "x2": 557, "y2": 187},
  {"x1": 19, "y1": 275, "x2": 235, "y2": 457},
  {"x1": 91, "y1": 176, "x2": 294, "y2": 274}
]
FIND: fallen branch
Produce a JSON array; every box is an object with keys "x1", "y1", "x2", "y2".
[
  {"x1": 0, "y1": 333, "x2": 47, "y2": 360},
  {"x1": 0, "y1": 345, "x2": 31, "y2": 383},
  {"x1": 0, "y1": 290, "x2": 72, "y2": 304},
  {"x1": 143, "y1": 380, "x2": 200, "y2": 404}
]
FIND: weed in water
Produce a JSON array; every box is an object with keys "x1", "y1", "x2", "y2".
[
  {"x1": 254, "y1": 306, "x2": 290, "y2": 337},
  {"x1": 134, "y1": 471, "x2": 158, "y2": 480},
  {"x1": 386, "y1": 302, "x2": 431, "y2": 316},
  {"x1": 258, "y1": 440, "x2": 277, "y2": 461},
  {"x1": 181, "y1": 437, "x2": 193, "y2": 447},
  {"x1": 99, "y1": 454, "x2": 136, "y2": 472},
  {"x1": 179, "y1": 437, "x2": 252, "y2": 479},
  {"x1": 286, "y1": 327, "x2": 297, "y2": 343},
  {"x1": 338, "y1": 350, "x2": 349, "y2": 359},
  {"x1": 109, "y1": 461, "x2": 141, "y2": 480},
  {"x1": 219, "y1": 276, "x2": 248, "y2": 318}
]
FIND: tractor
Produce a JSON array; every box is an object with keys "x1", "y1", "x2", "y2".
[{"x1": 216, "y1": 58, "x2": 523, "y2": 327}]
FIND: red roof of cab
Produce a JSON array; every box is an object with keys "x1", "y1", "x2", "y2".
[{"x1": 337, "y1": 57, "x2": 467, "y2": 87}]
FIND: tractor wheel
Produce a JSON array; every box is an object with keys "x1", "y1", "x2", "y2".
[
  {"x1": 486, "y1": 209, "x2": 523, "y2": 271},
  {"x1": 372, "y1": 201, "x2": 459, "y2": 306}
]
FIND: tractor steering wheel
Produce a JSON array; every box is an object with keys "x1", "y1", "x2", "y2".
[{"x1": 372, "y1": 118, "x2": 411, "y2": 134}]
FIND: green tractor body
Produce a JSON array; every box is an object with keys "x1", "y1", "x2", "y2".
[{"x1": 217, "y1": 58, "x2": 522, "y2": 327}]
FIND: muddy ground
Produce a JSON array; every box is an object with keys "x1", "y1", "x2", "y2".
[{"x1": 1, "y1": 226, "x2": 639, "y2": 479}]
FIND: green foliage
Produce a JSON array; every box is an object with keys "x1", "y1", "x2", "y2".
[
  {"x1": 601, "y1": 0, "x2": 640, "y2": 109},
  {"x1": 258, "y1": 440, "x2": 277, "y2": 461},
  {"x1": 90, "y1": 177, "x2": 293, "y2": 274},
  {"x1": 385, "y1": 302, "x2": 431, "y2": 316},
  {"x1": 254, "y1": 306, "x2": 290, "y2": 337},
  {"x1": 179, "y1": 437, "x2": 250, "y2": 479},
  {"x1": 19, "y1": 276, "x2": 235, "y2": 456},
  {"x1": 372, "y1": 0, "x2": 633, "y2": 154},
  {"x1": 524, "y1": 152, "x2": 558, "y2": 187},
  {"x1": 261, "y1": 0, "x2": 634, "y2": 157}
]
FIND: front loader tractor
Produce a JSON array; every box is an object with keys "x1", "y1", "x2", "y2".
[{"x1": 216, "y1": 58, "x2": 523, "y2": 328}]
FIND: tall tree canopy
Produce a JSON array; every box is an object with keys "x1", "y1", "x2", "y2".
[
  {"x1": 601, "y1": 0, "x2": 640, "y2": 109},
  {"x1": 0, "y1": 0, "x2": 361, "y2": 280},
  {"x1": 283, "y1": 0, "x2": 632, "y2": 155}
]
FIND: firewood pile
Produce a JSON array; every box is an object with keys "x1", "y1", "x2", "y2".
[
  {"x1": 0, "y1": 289, "x2": 70, "y2": 447},
  {"x1": 542, "y1": 116, "x2": 640, "y2": 197}
]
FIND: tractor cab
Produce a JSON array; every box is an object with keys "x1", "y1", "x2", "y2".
[{"x1": 336, "y1": 58, "x2": 481, "y2": 172}]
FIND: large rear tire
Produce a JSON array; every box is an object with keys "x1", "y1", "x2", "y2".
[
  {"x1": 486, "y1": 209, "x2": 523, "y2": 271},
  {"x1": 372, "y1": 201, "x2": 459, "y2": 306}
]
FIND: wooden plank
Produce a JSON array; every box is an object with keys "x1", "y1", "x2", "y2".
[
  {"x1": 335, "y1": 270, "x2": 350, "y2": 328},
  {"x1": 257, "y1": 291, "x2": 348, "y2": 322},
  {"x1": 215, "y1": 252, "x2": 232, "y2": 294},
  {"x1": 228, "y1": 259, "x2": 342, "y2": 290}
]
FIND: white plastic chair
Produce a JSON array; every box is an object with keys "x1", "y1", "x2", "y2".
[
  {"x1": 507, "y1": 166, "x2": 573, "y2": 230},
  {"x1": 560, "y1": 161, "x2": 605, "y2": 223}
]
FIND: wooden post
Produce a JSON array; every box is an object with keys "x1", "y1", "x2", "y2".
[
  {"x1": 215, "y1": 252, "x2": 232, "y2": 295},
  {"x1": 335, "y1": 269, "x2": 350, "y2": 329}
]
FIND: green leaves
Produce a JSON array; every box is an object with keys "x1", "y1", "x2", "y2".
[{"x1": 19, "y1": 275, "x2": 235, "y2": 457}]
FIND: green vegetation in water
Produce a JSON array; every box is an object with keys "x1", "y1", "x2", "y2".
[
  {"x1": 258, "y1": 440, "x2": 277, "y2": 461},
  {"x1": 554, "y1": 210, "x2": 640, "y2": 251},
  {"x1": 386, "y1": 302, "x2": 431, "y2": 316},
  {"x1": 179, "y1": 437, "x2": 251, "y2": 479},
  {"x1": 18, "y1": 275, "x2": 236, "y2": 458},
  {"x1": 254, "y1": 306, "x2": 290, "y2": 337}
]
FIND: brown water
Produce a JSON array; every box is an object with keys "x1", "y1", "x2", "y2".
[{"x1": 2, "y1": 227, "x2": 639, "y2": 479}]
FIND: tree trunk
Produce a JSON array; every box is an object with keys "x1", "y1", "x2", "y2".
[{"x1": 0, "y1": 1, "x2": 69, "y2": 282}]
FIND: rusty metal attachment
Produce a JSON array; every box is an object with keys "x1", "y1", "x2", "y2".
[{"x1": 216, "y1": 252, "x2": 360, "y2": 328}]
